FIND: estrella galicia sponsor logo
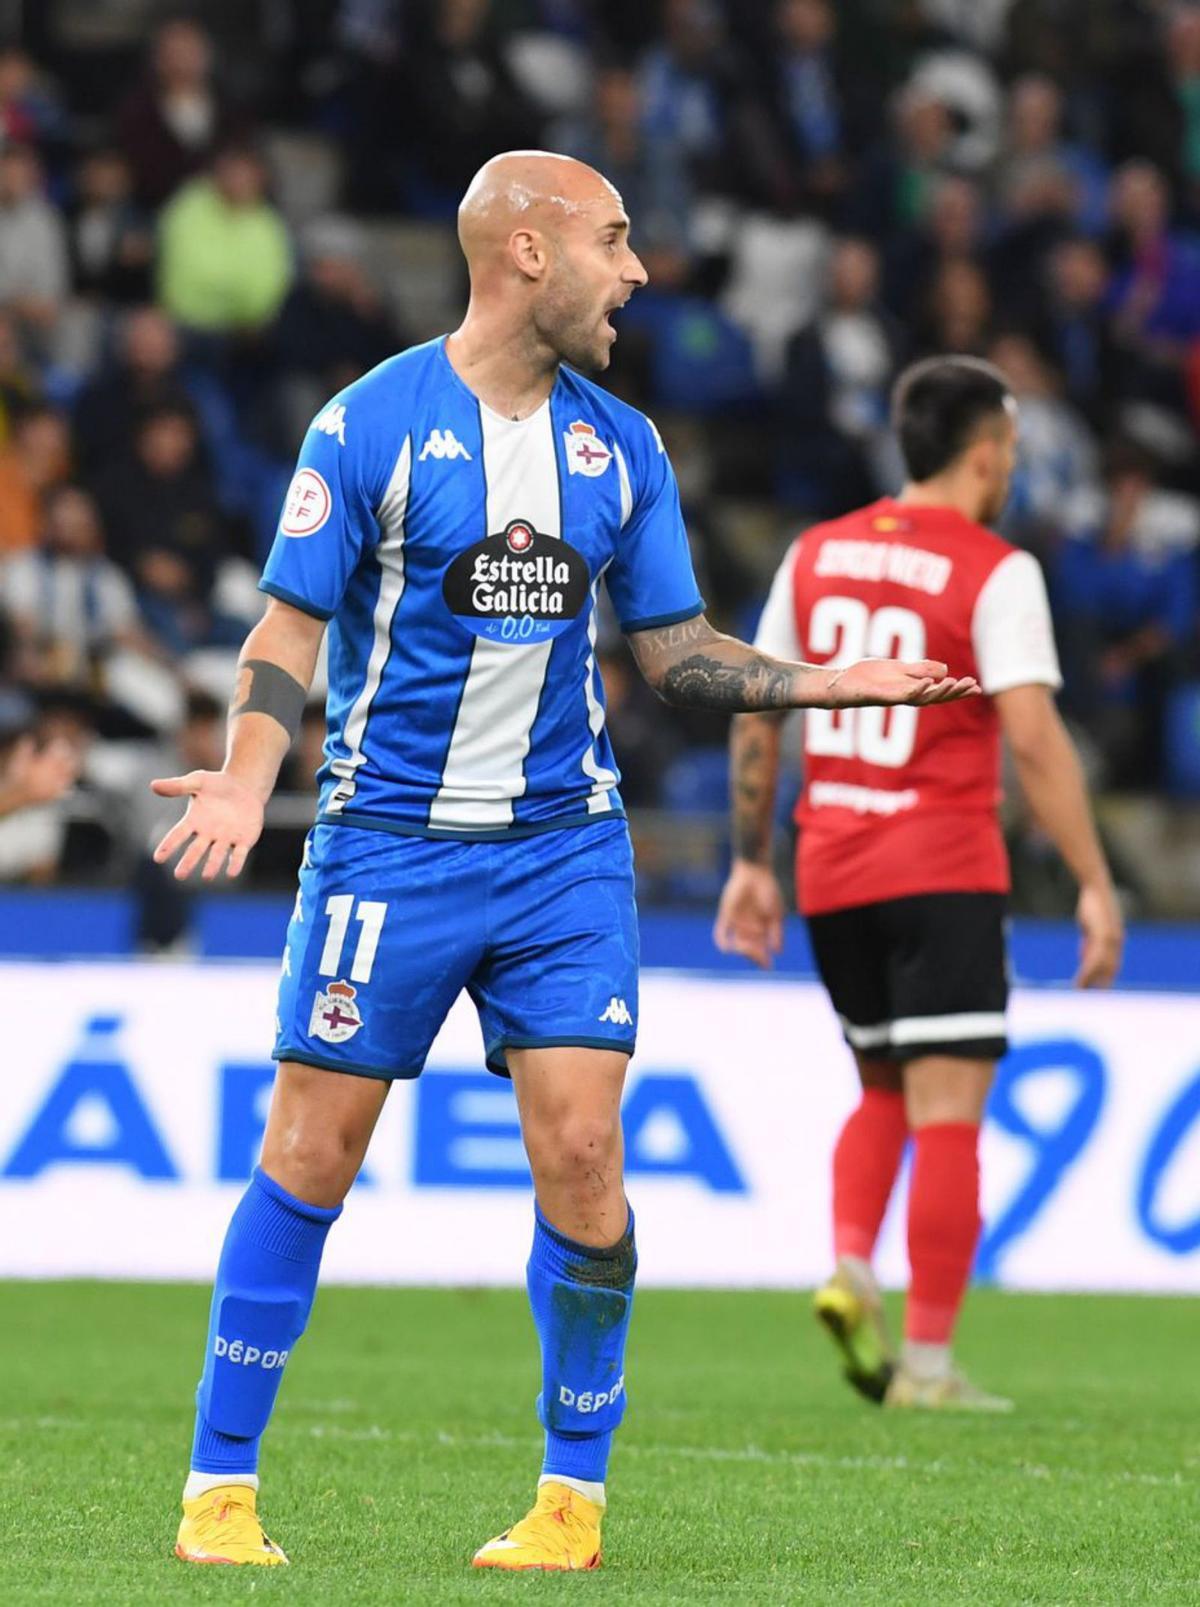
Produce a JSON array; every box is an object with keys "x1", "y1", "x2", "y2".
[{"x1": 442, "y1": 518, "x2": 590, "y2": 644}]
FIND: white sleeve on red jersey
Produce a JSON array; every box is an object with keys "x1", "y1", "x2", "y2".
[
  {"x1": 752, "y1": 540, "x2": 803, "y2": 659},
  {"x1": 971, "y1": 549, "x2": 1062, "y2": 694}
]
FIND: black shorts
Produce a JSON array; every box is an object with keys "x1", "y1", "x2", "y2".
[{"x1": 806, "y1": 891, "x2": 1009, "y2": 1062}]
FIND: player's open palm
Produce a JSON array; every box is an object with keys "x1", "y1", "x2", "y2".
[
  {"x1": 150, "y1": 770, "x2": 265, "y2": 882},
  {"x1": 714, "y1": 860, "x2": 785, "y2": 970},
  {"x1": 830, "y1": 658, "x2": 979, "y2": 708}
]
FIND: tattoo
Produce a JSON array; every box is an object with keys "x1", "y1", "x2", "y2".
[
  {"x1": 629, "y1": 611, "x2": 825, "y2": 712},
  {"x1": 232, "y1": 658, "x2": 307, "y2": 740},
  {"x1": 730, "y1": 714, "x2": 782, "y2": 864},
  {"x1": 659, "y1": 651, "x2": 796, "y2": 711}
]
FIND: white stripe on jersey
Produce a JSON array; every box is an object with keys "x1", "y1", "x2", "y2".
[
  {"x1": 613, "y1": 444, "x2": 633, "y2": 527},
  {"x1": 326, "y1": 436, "x2": 412, "y2": 812},
  {"x1": 580, "y1": 580, "x2": 617, "y2": 811},
  {"x1": 427, "y1": 405, "x2": 560, "y2": 829}
]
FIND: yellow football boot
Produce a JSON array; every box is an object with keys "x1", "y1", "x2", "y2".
[
  {"x1": 472, "y1": 1481, "x2": 603, "y2": 1571},
  {"x1": 175, "y1": 1484, "x2": 289, "y2": 1566},
  {"x1": 886, "y1": 1365, "x2": 1013, "y2": 1412},
  {"x1": 813, "y1": 1267, "x2": 896, "y2": 1404}
]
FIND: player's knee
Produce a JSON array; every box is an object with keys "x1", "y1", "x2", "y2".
[
  {"x1": 263, "y1": 1122, "x2": 362, "y2": 1207},
  {"x1": 526, "y1": 1112, "x2": 622, "y2": 1191}
]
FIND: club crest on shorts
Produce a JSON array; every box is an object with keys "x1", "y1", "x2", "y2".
[
  {"x1": 309, "y1": 980, "x2": 363, "y2": 1044},
  {"x1": 563, "y1": 420, "x2": 612, "y2": 477}
]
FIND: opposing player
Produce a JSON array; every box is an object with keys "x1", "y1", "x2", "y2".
[
  {"x1": 715, "y1": 356, "x2": 1123, "y2": 1410},
  {"x1": 155, "y1": 154, "x2": 978, "y2": 1572}
]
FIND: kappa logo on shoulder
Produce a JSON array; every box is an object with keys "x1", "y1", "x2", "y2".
[
  {"x1": 314, "y1": 403, "x2": 347, "y2": 445},
  {"x1": 564, "y1": 420, "x2": 612, "y2": 477},
  {"x1": 420, "y1": 427, "x2": 473, "y2": 463}
]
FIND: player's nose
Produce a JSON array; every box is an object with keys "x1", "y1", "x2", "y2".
[{"x1": 624, "y1": 251, "x2": 649, "y2": 288}]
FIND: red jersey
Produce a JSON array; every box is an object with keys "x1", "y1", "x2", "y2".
[{"x1": 753, "y1": 498, "x2": 1061, "y2": 916}]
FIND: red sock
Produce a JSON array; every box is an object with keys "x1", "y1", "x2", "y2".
[
  {"x1": 906, "y1": 1122, "x2": 981, "y2": 1344},
  {"x1": 831, "y1": 1087, "x2": 908, "y2": 1262}
]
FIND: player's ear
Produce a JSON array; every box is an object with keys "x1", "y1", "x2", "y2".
[{"x1": 510, "y1": 229, "x2": 548, "y2": 282}]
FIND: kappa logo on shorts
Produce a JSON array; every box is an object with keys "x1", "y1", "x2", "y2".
[
  {"x1": 309, "y1": 980, "x2": 364, "y2": 1044},
  {"x1": 598, "y1": 996, "x2": 634, "y2": 1026}
]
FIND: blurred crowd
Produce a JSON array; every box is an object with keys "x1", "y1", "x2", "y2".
[{"x1": 1, "y1": 0, "x2": 1199, "y2": 918}]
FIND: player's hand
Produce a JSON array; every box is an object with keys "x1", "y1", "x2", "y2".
[
  {"x1": 1075, "y1": 881, "x2": 1124, "y2": 988},
  {"x1": 826, "y1": 658, "x2": 980, "y2": 708},
  {"x1": 150, "y1": 769, "x2": 265, "y2": 882},
  {"x1": 713, "y1": 859, "x2": 785, "y2": 970},
  {"x1": 3, "y1": 735, "x2": 79, "y2": 808}
]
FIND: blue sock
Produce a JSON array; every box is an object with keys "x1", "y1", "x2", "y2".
[
  {"x1": 526, "y1": 1203, "x2": 636, "y2": 1486},
  {"x1": 190, "y1": 1167, "x2": 341, "y2": 1476}
]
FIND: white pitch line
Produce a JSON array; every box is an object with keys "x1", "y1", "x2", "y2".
[{"x1": 271, "y1": 1422, "x2": 1191, "y2": 1492}]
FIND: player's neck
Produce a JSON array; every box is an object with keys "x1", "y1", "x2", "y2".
[
  {"x1": 896, "y1": 478, "x2": 985, "y2": 524},
  {"x1": 446, "y1": 313, "x2": 559, "y2": 422}
]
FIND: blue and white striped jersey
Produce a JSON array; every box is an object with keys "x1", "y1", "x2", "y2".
[{"x1": 261, "y1": 336, "x2": 704, "y2": 837}]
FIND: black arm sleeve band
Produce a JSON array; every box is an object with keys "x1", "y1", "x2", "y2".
[{"x1": 234, "y1": 659, "x2": 307, "y2": 741}]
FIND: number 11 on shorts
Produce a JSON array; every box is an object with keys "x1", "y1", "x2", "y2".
[{"x1": 318, "y1": 894, "x2": 388, "y2": 983}]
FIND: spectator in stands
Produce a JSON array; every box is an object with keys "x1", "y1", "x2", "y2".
[
  {"x1": 0, "y1": 686, "x2": 82, "y2": 881},
  {"x1": 759, "y1": 0, "x2": 852, "y2": 216},
  {"x1": 74, "y1": 307, "x2": 196, "y2": 478},
  {"x1": 1169, "y1": 6, "x2": 1200, "y2": 212},
  {"x1": 1106, "y1": 161, "x2": 1200, "y2": 406},
  {"x1": 555, "y1": 66, "x2": 694, "y2": 289},
  {"x1": 988, "y1": 331, "x2": 1098, "y2": 535},
  {"x1": 0, "y1": 484, "x2": 163, "y2": 725},
  {"x1": 637, "y1": 0, "x2": 768, "y2": 203},
  {"x1": 0, "y1": 46, "x2": 66, "y2": 153},
  {"x1": 994, "y1": 74, "x2": 1107, "y2": 235},
  {"x1": 0, "y1": 404, "x2": 71, "y2": 554},
  {"x1": 1053, "y1": 443, "x2": 1199, "y2": 787},
  {"x1": 91, "y1": 402, "x2": 243, "y2": 656},
  {"x1": 68, "y1": 148, "x2": 153, "y2": 306},
  {"x1": 392, "y1": 0, "x2": 543, "y2": 213},
  {"x1": 157, "y1": 144, "x2": 293, "y2": 336},
  {"x1": 269, "y1": 216, "x2": 402, "y2": 447},
  {"x1": 1037, "y1": 235, "x2": 1121, "y2": 429},
  {"x1": 0, "y1": 311, "x2": 41, "y2": 445},
  {"x1": 116, "y1": 18, "x2": 241, "y2": 209},
  {"x1": 0, "y1": 143, "x2": 70, "y2": 343},
  {"x1": 883, "y1": 174, "x2": 987, "y2": 320},
  {"x1": 778, "y1": 236, "x2": 905, "y2": 512},
  {"x1": 852, "y1": 83, "x2": 956, "y2": 240},
  {"x1": 915, "y1": 257, "x2": 993, "y2": 357}
]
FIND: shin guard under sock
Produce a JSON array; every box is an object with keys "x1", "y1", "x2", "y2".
[
  {"x1": 526, "y1": 1204, "x2": 636, "y2": 1486},
  {"x1": 190, "y1": 1167, "x2": 341, "y2": 1476}
]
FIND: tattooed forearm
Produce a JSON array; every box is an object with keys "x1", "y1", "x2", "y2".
[
  {"x1": 628, "y1": 612, "x2": 830, "y2": 711},
  {"x1": 731, "y1": 713, "x2": 783, "y2": 864},
  {"x1": 658, "y1": 650, "x2": 799, "y2": 710}
]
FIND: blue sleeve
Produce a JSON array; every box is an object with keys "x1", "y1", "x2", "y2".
[
  {"x1": 606, "y1": 419, "x2": 705, "y2": 633},
  {"x1": 259, "y1": 399, "x2": 389, "y2": 621}
]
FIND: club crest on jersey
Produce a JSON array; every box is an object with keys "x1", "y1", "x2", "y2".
[
  {"x1": 442, "y1": 518, "x2": 590, "y2": 645},
  {"x1": 309, "y1": 980, "x2": 363, "y2": 1044},
  {"x1": 563, "y1": 420, "x2": 612, "y2": 477}
]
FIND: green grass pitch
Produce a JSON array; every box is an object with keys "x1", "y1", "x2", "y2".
[{"x1": 1, "y1": 1282, "x2": 1196, "y2": 1604}]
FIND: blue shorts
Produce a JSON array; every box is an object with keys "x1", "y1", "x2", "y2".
[{"x1": 274, "y1": 817, "x2": 639, "y2": 1080}]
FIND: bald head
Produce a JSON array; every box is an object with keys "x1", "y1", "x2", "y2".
[
  {"x1": 453, "y1": 149, "x2": 646, "y2": 374},
  {"x1": 458, "y1": 150, "x2": 623, "y2": 269}
]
